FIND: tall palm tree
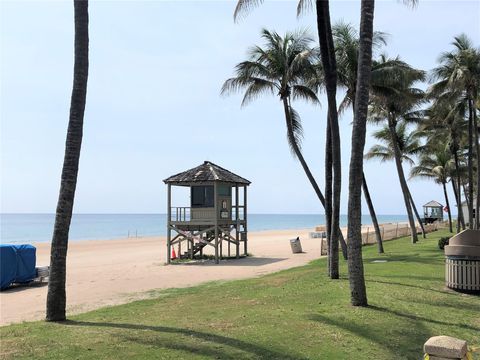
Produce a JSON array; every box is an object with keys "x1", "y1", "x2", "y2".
[
  {"x1": 345, "y1": 0, "x2": 375, "y2": 307},
  {"x1": 333, "y1": 21, "x2": 389, "y2": 253},
  {"x1": 410, "y1": 145, "x2": 454, "y2": 232},
  {"x1": 422, "y1": 97, "x2": 468, "y2": 231},
  {"x1": 365, "y1": 121, "x2": 425, "y2": 242},
  {"x1": 315, "y1": 0, "x2": 342, "y2": 279},
  {"x1": 430, "y1": 34, "x2": 480, "y2": 229},
  {"x1": 46, "y1": 0, "x2": 89, "y2": 322},
  {"x1": 233, "y1": 0, "x2": 343, "y2": 280},
  {"x1": 368, "y1": 57, "x2": 426, "y2": 243}
]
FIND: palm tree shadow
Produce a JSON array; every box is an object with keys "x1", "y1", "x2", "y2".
[
  {"x1": 366, "y1": 278, "x2": 453, "y2": 296},
  {"x1": 64, "y1": 320, "x2": 308, "y2": 360},
  {"x1": 307, "y1": 311, "x2": 431, "y2": 359},
  {"x1": 368, "y1": 305, "x2": 480, "y2": 332}
]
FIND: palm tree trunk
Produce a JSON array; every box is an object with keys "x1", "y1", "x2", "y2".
[
  {"x1": 325, "y1": 117, "x2": 333, "y2": 273},
  {"x1": 451, "y1": 141, "x2": 466, "y2": 230},
  {"x1": 345, "y1": 0, "x2": 374, "y2": 307},
  {"x1": 442, "y1": 181, "x2": 453, "y2": 233},
  {"x1": 407, "y1": 189, "x2": 426, "y2": 238},
  {"x1": 316, "y1": 0, "x2": 341, "y2": 279},
  {"x1": 362, "y1": 173, "x2": 384, "y2": 253},
  {"x1": 473, "y1": 107, "x2": 479, "y2": 230},
  {"x1": 388, "y1": 116, "x2": 418, "y2": 243},
  {"x1": 351, "y1": 104, "x2": 383, "y2": 248},
  {"x1": 467, "y1": 98, "x2": 474, "y2": 228},
  {"x1": 451, "y1": 180, "x2": 462, "y2": 233},
  {"x1": 46, "y1": 0, "x2": 89, "y2": 322}
]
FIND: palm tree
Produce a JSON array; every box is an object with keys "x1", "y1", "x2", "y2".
[
  {"x1": 333, "y1": 21, "x2": 389, "y2": 253},
  {"x1": 46, "y1": 0, "x2": 89, "y2": 322},
  {"x1": 368, "y1": 57, "x2": 426, "y2": 243},
  {"x1": 422, "y1": 97, "x2": 468, "y2": 231},
  {"x1": 410, "y1": 145, "x2": 454, "y2": 232},
  {"x1": 365, "y1": 121, "x2": 425, "y2": 242},
  {"x1": 222, "y1": 29, "x2": 321, "y2": 199},
  {"x1": 344, "y1": 0, "x2": 376, "y2": 307},
  {"x1": 315, "y1": 0, "x2": 342, "y2": 280},
  {"x1": 233, "y1": 0, "x2": 343, "y2": 280},
  {"x1": 430, "y1": 34, "x2": 480, "y2": 229}
]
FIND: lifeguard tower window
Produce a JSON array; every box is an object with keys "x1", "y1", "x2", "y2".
[
  {"x1": 191, "y1": 186, "x2": 214, "y2": 208},
  {"x1": 218, "y1": 185, "x2": 231, "y2": 196}
]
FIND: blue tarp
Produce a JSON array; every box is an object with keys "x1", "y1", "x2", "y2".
[{"x1": 0, "y1": 244, "x2": 37, "y2": 290}]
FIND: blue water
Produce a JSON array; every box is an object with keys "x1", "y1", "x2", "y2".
[{"x1": 0, "y1": 213, "x2": 408, "y2": 244}]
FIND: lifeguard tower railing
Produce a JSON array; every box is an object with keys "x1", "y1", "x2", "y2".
[{"x1": 169, "y1": 206, "x2": 246, "y2": 223}]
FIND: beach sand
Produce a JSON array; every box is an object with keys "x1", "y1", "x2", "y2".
[{"x1": 0, "y1": 228, "x2": 322, "y2": 325}]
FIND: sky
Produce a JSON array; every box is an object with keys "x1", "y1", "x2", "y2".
[{"x1": 1, "y1": 0, "x2": 479, "y2": 215}]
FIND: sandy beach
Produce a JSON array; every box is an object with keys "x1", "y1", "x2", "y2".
[{"x1": 1, "y1": 228, "x2": 323, "y2": 326}]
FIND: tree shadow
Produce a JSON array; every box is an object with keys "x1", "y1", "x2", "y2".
[
  {"x1": 64, "y1": 320, "x2": 308, "y2": 360},
  {"x1": 174, "y1": 257, "x2": 288, "y2": 267},
  {"x1": 307, "y1": 311, "x2": 431, "y2": 359},
  {"x1": 368, "y1": 305, "x2": 480, "y2": 332},
  {"x1": 366, "y1": 278, "x2": 454, "y2": 296}
]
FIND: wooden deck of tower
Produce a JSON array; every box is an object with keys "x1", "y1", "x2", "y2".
[{"x1": 163, "y1": 161, "x2": 251, "y2": 264}]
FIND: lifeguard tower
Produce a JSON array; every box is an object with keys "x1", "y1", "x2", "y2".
[
  {"x1": 163, "y1": 161, "x2": 250, "y2": 264},
  {"x1": 423, "y1": 200, "x2": 444, "y2": 224}
]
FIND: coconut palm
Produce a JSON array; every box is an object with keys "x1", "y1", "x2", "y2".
[
  {"x1": 430, "y1": 34, "x2": 480, "y2": 228},
  {"x1": 46, "y1": 0, "x2": 89, "y2": 322},
  {"x1": 422, "y1": 96, "x2": 469, "y2": 231},
  {"x1": 222, "y1": 29, "x2": 321, "y2": 198},
  {"x1": 365, "y1": 120, "x2": 425, "y2": 242},
  {"x1": 367, "y1": 57, "x2": 426, "y2": 243},
  {"x1": 343, "y1": 0, "x2": 376, "y2": 306},
  {"x1": 410, "y1": 145, "x2": 454, "y2": 232},
  {"x1": 333, "y1": 21, "x2": 389, "y2": 254},
  {"x1": 233, "y1": 0, "x2": 343, "y2": 280},
  {"x1": 313, "y1": 0, "x2": 343, "y2": 280}
]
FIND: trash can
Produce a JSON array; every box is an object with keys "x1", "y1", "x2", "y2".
[
  {"x1": 290, "y1": 237, "x2": 303, "y2": 253},
  {"x1": 444, "y1": 229, "x2": 480, "y2": 291}
]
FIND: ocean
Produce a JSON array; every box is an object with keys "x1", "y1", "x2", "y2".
[{"x1": 0, "y1": 213, "x2": 409, "y2": 245}]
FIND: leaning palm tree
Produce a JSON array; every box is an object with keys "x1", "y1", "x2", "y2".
[
  {"x1": 430, "y1": 34, "x2": 480, "y2": 229},
  {"x1": 368, "y1": 57, "x2": 426, "y2": 243},
  {"x1": 410, "y1": 145, "x2": 454, "y2": 232},
  {"x1": 234, "y1": 0, "x2": 343, "y2": 281},
  {"x1": 365, "y1": 121, "x2": 425, "y2": 242},
  {"x1": 46, "y1": 0, "x2": 89, "y2": 321}
]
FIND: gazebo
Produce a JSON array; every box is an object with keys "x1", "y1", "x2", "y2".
[
  {"x1": 423, "y1": 200, "x2": 444, "y2": 224},
  {"x1": 163, "y1": 161, "x2": 251, "y2": 264}
]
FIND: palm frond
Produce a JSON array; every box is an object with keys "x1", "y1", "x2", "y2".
[{"x1": 233, "y1": 0, "x2": 263, "y2": 22}]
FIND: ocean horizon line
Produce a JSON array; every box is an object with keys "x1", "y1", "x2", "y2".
[{"x1": 1, "y1": 213, "x2": 410, "y2": 245}]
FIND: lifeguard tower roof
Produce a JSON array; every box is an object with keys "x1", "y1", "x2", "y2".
[
  {"x1": 423, "y1": 200, "x2": 443, "y2": 208},
  {"x1": 163, "y1": 161, "x2": 251, "y2": 185}
]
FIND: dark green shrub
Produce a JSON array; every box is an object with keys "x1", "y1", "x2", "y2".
[{"x1": 438, "y1": 236, "x2": 450, "y2": 250}]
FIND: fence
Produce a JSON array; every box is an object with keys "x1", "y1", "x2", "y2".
[{"x1": 313, "y1": 221, "x2": 448, "y2": 249}]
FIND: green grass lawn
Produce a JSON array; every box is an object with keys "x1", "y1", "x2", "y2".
[{"x1": 1, "y1": 229, "x2": 479, "y2": 360}]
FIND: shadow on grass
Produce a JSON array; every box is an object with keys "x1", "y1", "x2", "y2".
[
  {"x1": 64, "y1": 320, "x2": 308, "y2": 360},
  {"x1": 369, "y1": 305, "x2": 480, "y2": 332},
  {"x1": 366, "y1": 278, "x2": 453, "y2": 296},
  {"x1": 308, "y1": 311, "x2": 431, "y2": 359}
]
